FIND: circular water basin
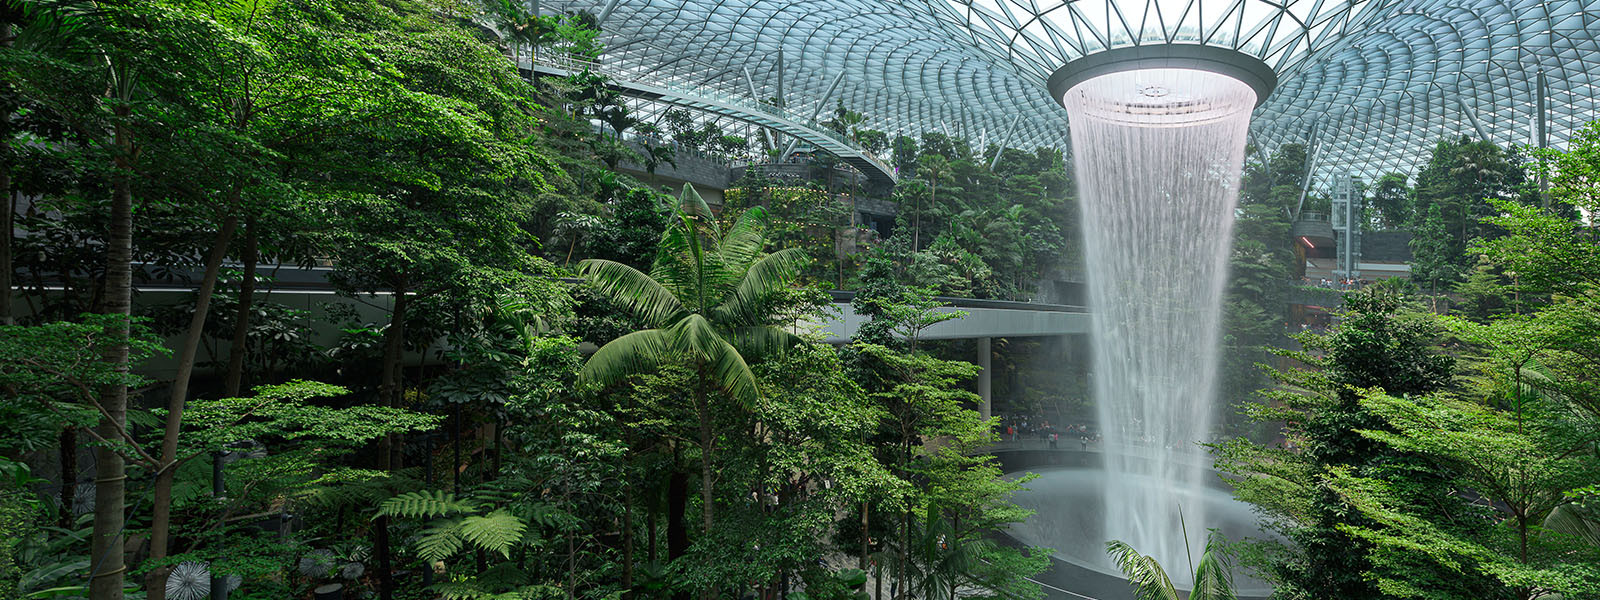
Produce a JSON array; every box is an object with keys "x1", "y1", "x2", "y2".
[{"x1": 1007, "y1": 466, "x2": 1274, "y2": 596}]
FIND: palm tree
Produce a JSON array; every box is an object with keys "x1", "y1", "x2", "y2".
[
  {"x1": 888, "y1": 506, "x2": 987, "y2": 600},
  {"x1": 1449, "y1": 140, "x2": 1508, "y2": 244},
  {"x1": 577, "y1": 183, "x2": 807, "y2": 535},
  {"x1": 915, "y1": 154, "x2": 954, "y2": 250},
  {"x1": 1106, "y1": 532, "x2": 1238, "y2": 600},
  {"x1": 8, "y1": 5, "x2": 152, "y2": 597}
]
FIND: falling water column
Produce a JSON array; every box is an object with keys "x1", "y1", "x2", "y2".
[{"x1": 1061, "y1": 68, "x2": 1256, "y2": 579}]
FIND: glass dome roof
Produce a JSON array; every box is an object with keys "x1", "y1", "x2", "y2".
[{"x1": 541, "y1": 0, "x2": 1600, "y2": 180}]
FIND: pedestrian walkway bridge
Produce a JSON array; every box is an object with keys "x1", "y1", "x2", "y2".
[
  {"x1": 102, "y1": 268, "x2": 1087, "y2": 345},
  {"x1": 521, "y1": 53, "x2": 898, "y2": 186},
  {"x1": 816, "y1": 290, "x2": 1088, "y2": 344}
]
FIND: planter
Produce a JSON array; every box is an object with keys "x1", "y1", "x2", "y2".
[{"x1": 313, "y1": 583, "x2": 343, "y2": 600}]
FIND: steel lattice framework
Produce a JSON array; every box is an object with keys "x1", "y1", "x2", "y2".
[{"x1": 544, "y1": 0, "x2": 1600, "y2": 180}]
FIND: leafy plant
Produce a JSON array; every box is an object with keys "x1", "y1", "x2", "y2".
[
  {"x1": 1106, "y1": 532, "x2": 1237, "y2": 600},
  {"x1": 577, "y1": 182, "x2": 807, "y2": 538}
]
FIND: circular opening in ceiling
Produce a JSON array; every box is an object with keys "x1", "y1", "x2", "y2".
[
  {"x1": 1046, "y1": 45, "x2": 1278, "y2": 116},
  {"x1": 1061, "y1": 68, "x2": 1257, "y2": 127}
]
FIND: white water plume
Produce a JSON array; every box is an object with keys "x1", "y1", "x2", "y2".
[{"x1": 1063, "y1": 68, "x2": 1255, "y2": 584}]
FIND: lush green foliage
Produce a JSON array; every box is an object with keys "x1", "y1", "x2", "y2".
[
  {"x1": 0, "y1": 3, "x2": 1046, "y2": 598},
  {"x1": 1221, "y1": 122, "x2": 1600, "y2": 600},
  {"x1": 7, "y1": 0, "x2": 1595, "y2": 597},
  {"x1": 1107, "y1": 534, "x2": 1238, "y2": 600}
]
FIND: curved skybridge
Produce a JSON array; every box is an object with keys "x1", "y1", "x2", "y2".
[{"x1": 520, "y1": 52, "x2": 899, "y2": 186}]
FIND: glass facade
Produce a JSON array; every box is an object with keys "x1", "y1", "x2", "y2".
[{"x1": 545, "y1": 0, "x2": 1598, "y2": 179}]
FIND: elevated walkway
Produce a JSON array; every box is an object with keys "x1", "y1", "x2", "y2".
[
  {"x1": 522, "y1": 53, "x2": 897, "y2": 186},
  {"x1": 816, "y1": 290, "x2": 1088, "y2": 344},
  {"x1": 75, "y1": 267, "x2": 1086, "y2": 344}
]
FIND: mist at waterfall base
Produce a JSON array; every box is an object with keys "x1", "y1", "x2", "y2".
[{"x1": 1028, "y1": 68, "x2": 1257, "y2": 587}]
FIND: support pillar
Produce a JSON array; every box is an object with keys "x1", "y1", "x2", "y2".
[
  {"x1": 1537, "y1": 70, "x2": 1550, "y2": 208},
  {"x1": 1293, "y1": 121, "x2": 1321, "y2": 220},
  {"x1": 775, "y1": 49, "x2": 785, "y2": 108},
  {"x1": 976, "y1": 337, "x2": 992, "y2": 423},
  {"x1": 988, "y1": 115, "x2": 1022, "y2": 170},
  {"x1": 596, "y1": 0, "x2": 622, "y2": 26},
  {"x1": 743, "y1": 67, "x2": 776, "y2": 151}
]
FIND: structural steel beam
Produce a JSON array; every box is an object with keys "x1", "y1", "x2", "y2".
[
  {"x1": 781, "y1": 71, "x2": 846, "y2": 160},
  {"x1": 989, "y1": 115, "x2": 1023, "y2": 170},
  {"x1": 1537, "y1": 70, "x2": 1550, "y2": 208},
  {"x1": 1294, "y1": 121, "x2": 1322, "y2": 220},
  {"x1": 596, "y1": 0, "x2": 622, "y2": 25},
  {"x1": 743, "y1": 66, "x2": 777, "y2": 151}
]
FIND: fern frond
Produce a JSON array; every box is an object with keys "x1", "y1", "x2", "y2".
[
  {"x1": 520, "y1": 502, "x2": 574, "y2": 531},
  {"x1": 475, "y1": 562, "x2": 531, "y2": 588},
  {"x1": 416, "y1": 519, "x2": 466, "y2": 562},
  {"x1": 432, "y1": 581, "x2": 490, "y2": 600},
  {"x1": 377, "y1": 490, "x2": 477, "y2": 519},
  {"x1": 717, "y1": 205, "x2": 770, "y2": 269},
  {"x1": 459, "y1": 510, "x2": 528, "y2": 558}
]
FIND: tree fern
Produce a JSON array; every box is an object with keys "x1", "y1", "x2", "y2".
[
  {"x1": 432, "y1": 580, "x2": 491, "y2": 600},
  {"x1": 520, "y1": 501, "x2": 573, "y2": 531},
  {"x1": 377, "y1": 490, "x2": 477, "y2": 519},
  {"x1": 416, "y1": 519, "x2": 466, "y2": 562},
  {"x1": 300, "y1": 468, "x2": 400, "y2": 509},
  {"x1": 473, "y1": 562, "x2": 531, "y2": 589},
  {"x1": 458, "y1": 510, "x2": 527, "y2": 558}
]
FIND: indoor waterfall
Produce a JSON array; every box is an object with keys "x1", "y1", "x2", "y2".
[{"x1": 1063, "y1": 68, "x2": 1256, "y2": 583}]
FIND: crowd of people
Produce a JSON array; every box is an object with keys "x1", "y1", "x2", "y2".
[
  {"x1": 1304, "y1": 276, "x2": 1370, "y2": 290},
  {"x1": 996, "y1": 415, "x2": 1099, "y2": 450}
]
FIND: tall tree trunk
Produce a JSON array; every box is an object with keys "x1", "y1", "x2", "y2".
[
  {"x1": 2, "y1": 175, "x2": 13, "y2": 326},
  {"x1": 90, "y1": 117, "x2": 134, "y2": 600},
  {"x1": 695, "y1": 368, "x2": 718, "y2": 600},
  {"x1": 898, "y1": 437, "x2": 912, "y2": 600},
  {"x1": 452, "y1": 403, "x2": 461, "y2": 494},
  {"x1": 696, "y1": 369, "x2": 714, "y2": 534},
  {"x1": 667, "y1": 469, "x2": 689, "y2": 600},
  {"x1": 912, "y1": 192, "x2": 922, "y2": 250},
  {"x1": 648, "y1": 483, "x2": 659, "y2": 564},
  {"x1": 899, "y1": 508, "x2": 910, "y2": 600},
  {"x1": 860, "y1": 502, "x2": 869, "y2": 569},
  {"x1": 373, "y1": 283, "x2": 408, "y2": 600},
  {"x1": 1, "y1": 22, "x2": 13, "y2": 327},
  {"x1": 223, "y1": 218, "x2": 258, "y2": 396},
  {"x1": 491, "y1": 414, "x2": 503, "y2": 477},
  {"x1": 378, "y1": 281, "x2": 409, "y2": 471},
  {"x1": 623, "y1": 482, "x2": 634, "y2": 598},
  {"x1": 567, "y1": 518, "x2": 577, "y2": 600},
  {"x1": 145, "y1": 213, "x2": 239, "y2": 600},
  {"x1": 58, "y1": 426, "x2": 76, "y2": 528},
  {"x1": 374, "y1": 515, "x2": 394, "y2": 600},
  {"x1": 698, "y1": 410, "x2": 714, "y2": 536}
]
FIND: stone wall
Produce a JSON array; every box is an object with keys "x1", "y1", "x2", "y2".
[
  {"x1": 1361, "y1": 230, "x2": 1413, "y2": 262},
  {"x1": 616, "y1": 139, "x2": 732, "y2": 191}
]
